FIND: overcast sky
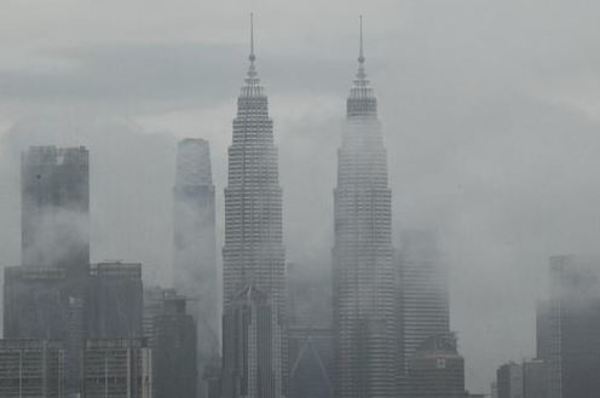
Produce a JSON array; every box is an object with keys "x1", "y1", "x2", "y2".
[{"x1": 2, "y1": 0, "x2": 600, "y2": 393}]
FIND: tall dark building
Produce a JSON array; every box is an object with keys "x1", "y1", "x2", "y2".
[
  {"x1": 87, "y1": 262, "x2": 143, "y2": 339},
  {"x1": 332, "y1": 19, "x2": 399, "y2": 398},
  {"x1": 523, "y1": 359, "x2": 547, "y2": 398},
  {"x1": 173, "y1": 138, "x2": 219, "y2": 394},
  {"x1": 398, "y1": 230, "x2": 450, "y2": 375},
  {"x1": 496, "y1": 362, "x2": 523, "y2": 398},
  {"x1": 152, "y1": 292, "x2": 197, "y2": 398},
  {"x1": 221, "y1": 15, "x2": 286, "y2": 398},
  {"x1": 536, "y1": 255, "x2": 600, "y2": 398},
  {"x1": 21, "y1": 146, "x2": 89, "y2": 270},
  {"x1": 407, "y1": 334, "x2": 468, "y2": 398}
]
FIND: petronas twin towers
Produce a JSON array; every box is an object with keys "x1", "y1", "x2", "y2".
[{"x1": 221, "y1": 16, "x2": 399, "y2": 398}]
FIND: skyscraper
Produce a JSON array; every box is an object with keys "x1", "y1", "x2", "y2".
[
  {"x1": 221, "y1": 14, "x2": 286, "y2": 398},
  {"x1": 496, "y1": 362, "x2": 523, "y2": 398},
  {"x1": 398, "y1": 230, "x2": 450, "y2": 373},
  {"x1": 173, "y1": 138, "x2": 219, "y2": 391},
  {"x1": 536, "y1": 255, "x2": 600, "y2": 398},
  {"x1": 21, "y1": 146, "x2": 89, "y2": 270},
  {"x1": 332, "y1": 18, "x2": 399, "y2": 398}
]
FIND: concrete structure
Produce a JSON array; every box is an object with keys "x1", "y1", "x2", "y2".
[
  {"x1": 407, "y1": 334, "x2": 468, "y2": 398},
  {"x1": 152, "y1": 293, "x2": 197, "y2": 398},
  {"x1": 82, "y1": 338, "x2": 152, "y2": 398},
  {"x1": 398, "y1": 230, "x2": 450, "y2": 374},
  {"x1": 21, "y1": 146, "x2": 89, "y2": 270},
  {"x1": 0, "y1": 340, "x2": 64, "y2": 398},
  {"x1": 221, "y1": 284, "x2": 282, "y2": 398},
  {"x1": 221, "y1": 16, "x2": 286, "y2": 398},
  {"x1": 87, "y1": 262, "x2": 143, "y2": 339},
  {"x1": 496, "y1": 362, "x2": 523, "y2": 398},
  {"x1": 523, "y1": 359, "x2": 547, "y2": 398},
  {"x1": 173, "y1": 138, "x2": 219, "y2": 397},
  {"x1": 332, "y1": 19, "x2": 399, "y2": 398},
  {"x1": 536, "y1": 255, "x2": 600, "y2": 398}
]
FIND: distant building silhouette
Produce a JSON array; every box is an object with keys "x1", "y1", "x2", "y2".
[
  {"x1": 332, "y1": 19, "x2": 399, "y2": 398},
  {"x1": 536, "y1": 255, "x2": 600, "y2": 398},
  {"x1": 21, "y1": 146, "x2": 89, "y2": 270},
  {"x1": 0, "y1": 339, "x2": 65, "y2": 398},
  {"x1": 173, "y1": 138, "x2": 219, "y2": 398},
  {"x1": 221, "y1": 15, "x2": 286, "y2": 398},
  {"x1": 523, "y1": 359, "x2": 547, "y2": 398}
]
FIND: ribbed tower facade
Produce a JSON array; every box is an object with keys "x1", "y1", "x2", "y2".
[
  {"x1": 221, "y1": 16, "x2": 286, "y2": 398},
  {"x1": 332, "y1": 20, "x2": 399, "y2": 398}
]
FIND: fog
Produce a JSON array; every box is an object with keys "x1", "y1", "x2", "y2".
[{"x1": 1, "y1": 0, "x2": 600, "y2": 392}]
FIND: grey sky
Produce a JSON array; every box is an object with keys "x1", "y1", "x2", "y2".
[{"x1": 1, "y1": 0, "x2": 600, "y2": 393}]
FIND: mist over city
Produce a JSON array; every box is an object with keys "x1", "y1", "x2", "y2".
[{"x1": 0, "y1": 1, "x2": 599, "y2": 397}]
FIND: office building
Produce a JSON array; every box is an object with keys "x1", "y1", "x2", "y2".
[
  {"x1": 82, "y1": 338, "x2": 152, "y2": 398},
  {"x1": 332, "y1": 19, "x2": 399, "y2": 398},
  {"x1": 221, "y1": 16, "x2": 286, "y2": 398},
  {"x1": 0, "y1": 339, "x2": 64, "y2": 398},
  {"x1": 21, "y1": 146, "x2": 89, "y2": 270}
]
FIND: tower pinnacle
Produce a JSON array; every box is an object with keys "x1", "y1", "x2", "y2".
[
  {"x1": 358, "y1": 15, "x2": 365, "y2": 64},
  {"x1": 249, "y1": 12, "x2": 255, "y2": 63}
]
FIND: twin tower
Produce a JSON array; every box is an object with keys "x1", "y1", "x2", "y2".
[{"x1": 217, "y1": 16, "x2": 398, "y2": 398}]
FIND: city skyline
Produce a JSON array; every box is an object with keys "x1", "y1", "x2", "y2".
[{"x1": 0, "y1": 4, "x2": 599, "y2": 393}]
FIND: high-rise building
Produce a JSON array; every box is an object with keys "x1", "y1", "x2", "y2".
[
  {"x1": 3, "y1": 266, "x2": 84, "y2": 396},
  {"x1": 536, "y1": 255, "x2": 600, "y2": 398},
  {"x1": 523, "y1": 359, "x2": 547, "y2": 398},
  {"x1": 152, "y1": 292, "x2": 197, "y2": 398},
  {"x1": 21, "y1": 146, "x2": 89, "y2": 270},
  {"x1": 173, "y1": 137, "x2": 219, "y2": 396},
  {"x1": 496, "y1": 362, "x2": 523, "y2": 398},
  {"x1": 221, "y1": 15, "x2": 286, "y2": 398},
  {"x1": 331, "y1": 18, "x2": 399, "y2": 398},
  {"x1": 0, "y1": 340, "x2": 65, "y2": 398},
  {"x1": 82, "y1": 338, "x2": 152, "y2": 398},
  {"x1": 398, "y1": 230, "x2": 450, "y2": 374},
  {"x1": 407, "y1": 334, "x2": 468, "y2": 398},
  {"x1": 87, "y1": 262, "x2": 143, "y2": 339}
]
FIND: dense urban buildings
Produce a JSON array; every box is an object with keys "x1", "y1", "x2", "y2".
[
  {"x1": 332, "y1": 20, "x2": 399, "y2": 398},
  {"x1": 173, "y1": 137, "x2": 219, "y2": 396},
  {"x1": 406, "y1": 334, "x2": 468, "y2": 398},
  {"x1": 536, "y1": 255, "x2": 600, "y2": 398},
  {"x1": 0, "y1": 340, "x2": 65, "y2": 398},
  {"x1": 21, "y1": 146, "x2": 89, "y2": 270},
  {"x1": 221, "y1": 16, "x2": 287, "y2": 398}
]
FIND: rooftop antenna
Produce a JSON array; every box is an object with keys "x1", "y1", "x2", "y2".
[{"x1": 249, "y1": 12, "x2": 256, "y2": 63}]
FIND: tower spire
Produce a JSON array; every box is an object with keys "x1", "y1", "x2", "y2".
[
  {"x1": 358, "y1": 15, "x2": 365, "y2": 64},
  {"x1": 249, "y1": 12, "x2": 255, "y2": 63}
]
